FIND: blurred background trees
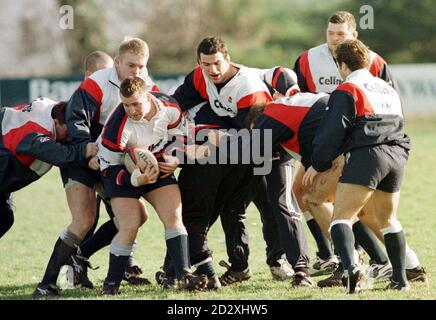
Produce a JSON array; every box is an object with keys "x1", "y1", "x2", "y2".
[{"x1": 0, "y1": 0, "x2": 435, "y2": 77}]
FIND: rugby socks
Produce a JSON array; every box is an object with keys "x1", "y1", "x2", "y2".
[
  {"x1": 330, "y1": 221, "x2": 355, "y2": 271},
  {"x1": 382, "y1": 222, "x2": 407, "y2": 285},
  {"x1": 163, "y1": 251, "x2": 176, "y2": 278},
  {"x1": 105, "y1": 243, "x2": 132, "y2": 284},
  {"x1": 79, "y1": 219, "x2": 118, "y2": 258},
  {"x1": 127, "y1": 241, "x2": 139, "y2": 267},
  {"x1": 306, "y1": 215, "x2": 334, "y2": 260},
  {"x1": 353, "y1": 220, "x2": 389, "y2": 264},
  {"x1": 165, "y1": 227, "x2": 190, "y2": 278},
  {"x1": 41, "y1": 229, "x2": 81, "y2": 285}
]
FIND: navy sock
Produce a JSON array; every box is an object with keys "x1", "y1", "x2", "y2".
[
  {"x1": 353, "y1": 220, "x2": 388, "y2": 264},
  {"x1": 166, "y1": 234, "x2": 190, "y2": 278},
  {"x1": 80, "y1": 219, "x2": 118, "y2": 258},
  {"x1": 42, "y1": 238, "x2": 77, "y2": 285},
  {"x1": 307, "y1": 219, "x2": 333, "y2": 260},
  {"x1": 105, "y1": 253, "x2": 130, "y2": 284},
  {"x1": 384, "y1": 231, "x2": 407, "y2": 284},
  {"x1": 330, "y1": 223, "x2": 355, "y2": 271},
  {"x1": 163, "y1": 251, "x2": 176, "y2": 277}
]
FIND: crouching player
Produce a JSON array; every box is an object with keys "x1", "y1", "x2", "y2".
[
  {"x1": 303, "y1": 39, "x2": 412, "y2": 293},
  {"x1": 0, "y1": 98, "x2": 97, "y2": 240},
  {"x1": 95, "y1": 76, "x2": 207, "y2": 294}
]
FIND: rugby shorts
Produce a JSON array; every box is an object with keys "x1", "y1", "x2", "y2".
[{"x1": 339, "y1": 144, "x2": 408, "y2": 193}]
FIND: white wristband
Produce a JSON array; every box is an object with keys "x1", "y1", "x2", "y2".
[{"x1": 130, "y1": 168, "x2": 142, "y2": 187}]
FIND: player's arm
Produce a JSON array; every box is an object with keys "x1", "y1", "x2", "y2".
[
  {"x1": 370, "y1": 54, "x2": 398, "y2": 90},
  {"x1": 172, "y1": 68, "x2": 207, "y2": 111},
  {"x1": 65, "y1": 78, "x2": 102, "y2": 145},
  {"x1": 311, "y1": 90, "x2": 355, "y2": 172},
  {"x1": 16, "y1": 133, "x2": 94, "y2": 167},
  {"x1": 293, "y1": 55, "x2": 310, "y2": 93},
  {"x1": 228, "y1": 89, "x2": 272, "y2": 129},
  {"x1": 215, "y1": 112, "x2": 292, "y2": 164}
]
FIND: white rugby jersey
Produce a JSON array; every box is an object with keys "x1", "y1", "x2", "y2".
[
  {"x1": 66, "y1": 66, "x2": 158, "y2": 144},
  {"x1": 295, "y1": 43, "x2": 387, "y2": 93},
  {"x1": 201, "y1": 65, "x2": 272, "y2": 118},
  {"x1": 97, "y1": 92, "x2": 183, "y2": 171}
]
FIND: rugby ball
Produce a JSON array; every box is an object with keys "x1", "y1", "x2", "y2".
[{"x1": 123, "y1": 146, "x2": 158, "y2": 174}]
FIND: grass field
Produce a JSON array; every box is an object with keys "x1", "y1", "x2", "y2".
[{"x1": 0, "y1": 114, "x2": 435, "y2": 300}]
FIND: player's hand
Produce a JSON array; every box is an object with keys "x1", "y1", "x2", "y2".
[
  {"x1": 131, "y1": 164, "x2": 160, "y2": 186},
  {"x1": 208, "y1": 130, "x2": 224, "y2": 147},
  {"x1": 185, "y1": 144, "x2": 210, "y2": 160},
  {"x1": 159, "y1": 154, "x2": 179, "y2": 178},
  {"x1": 302, "y1": 166, "x2": 319, "y2": 186},
  {"x1": 86, "y1": 142, "x2": 99, "y2": 158},
  {"x1": 88, "y1": 156, "x2": 100, "y2": 170}
]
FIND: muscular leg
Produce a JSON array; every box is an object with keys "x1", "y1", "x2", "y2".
[
  {"x1": 146, "y1": 184, "x2": 190, "y2": 278},
  {"x1": 329, "y1": 183, "x2": 373, "y2": 274},
  {"x1": 297, "y1": 165, "x2": 335, "y2": 261},
  {"x1": 38, "y1": 182, "x2": 96, "y2": 287},
  {"x1": 372, "y1": 190, "x2": 408, "y2": 286},
  {"x1": 104, "y1": 197, "x2": 145, "y2": 285}
]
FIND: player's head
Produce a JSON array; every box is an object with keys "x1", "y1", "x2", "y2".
[
  {"x1": 84, "y1": 51, "x2": 114, "y2": 79},
  {"x1": 197, "y1": 36, "x2": 232, "y2": 84},
  {"x1": 326, "y1": 11, "x2": 358, "y2": 55},
  {"x1": 115, "y1": 37, "x2": 149, "y2": 81},
  {"x1": 335, "y1": 39, "x2": 370, "y2": 79},
  {"x1": 245, "y1": 102, "x2": 268, "y2": 129},
  {"x1": 120, "y1": 76, "x2": 151, "y2": 121},
  {"x1": 51, "y1": 101, "x2": 69, "y2": 143}
]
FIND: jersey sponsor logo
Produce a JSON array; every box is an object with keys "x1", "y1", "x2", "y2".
[
  {"x1": 37, "y1": 136, "x2": 50, "y2": 143},
  {"x1": 363, "y1": 82, "x2": 394, "y2": 96},
  {"x1": 213, "y1": 99, "x2": 236, "y2": 116},
  {"x1": 319, "y1": 76, "x2": 342, "y2": 86}
]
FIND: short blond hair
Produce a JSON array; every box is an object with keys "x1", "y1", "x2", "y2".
[
  {"x1": 118, "y1": 37, "x2": 149, "y2": 58},
  {"x1": 120, "y1": 76, "x2": 147, "y2": 98},
  {"x1": 84, "y1": 51, "x2": 112, "y2": 74}
]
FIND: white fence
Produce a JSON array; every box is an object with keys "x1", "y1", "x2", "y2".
[{"x1": 391, "y1": 64, "x2": 436, "y2": 112}]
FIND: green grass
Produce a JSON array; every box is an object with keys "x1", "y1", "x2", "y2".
[{"x1": 0, "y1": 114, "x2": 435, "y2": 300}]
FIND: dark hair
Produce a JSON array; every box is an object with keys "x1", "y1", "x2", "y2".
[
  {"x1": 197, "y1": 36, "x2": 229, "y2": 61},
  {"x1": 120, "y1": 76, "x2": 147, "y2": 98},
  {"x1": 328, "y1": 11, "x2": 356, "y2": 31},
  {"x1": 245, "y1": 102, "x2": 268, "y2": 129},
  {"x1": 335, "y1": 39, "x2": 370, "y2": 71},
  {"x1": 51, "y1": 101, "x2": 67, "y2": 124}
]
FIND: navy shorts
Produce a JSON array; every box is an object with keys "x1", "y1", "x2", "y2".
[
  {"x1": 102, "y1": 168, "x2": 178, "y2": 199},
  {"x1": 339, "y1": 144, "x2": 408, "y2": 193},
  {"x1": 60, "y1": 164, "x2": 101, "y2": 189}
]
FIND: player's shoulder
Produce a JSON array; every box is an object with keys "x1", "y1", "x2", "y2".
[
  {"x1": 235, "y1": 65, "x2": 268, "y2": 88},
  {"x1": 87, "y1": 67, "x2": 114, "y2": 88},
  {"x1": 151, "y1": 92, "x2": 180, "y2": 106}
]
